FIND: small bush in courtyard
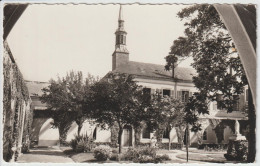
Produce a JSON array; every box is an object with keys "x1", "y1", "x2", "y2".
[
  {"x1": 123, "y1": 147, "x2": 139, "y2": 160},
  {"x1": 70, "y1": 134, "x2": 95, "y2": 153},
  {"x1": 93, "y1": 145, "x2": 112, "y2": 161},
  {"x1": 21, "y1": 142, "x2": 30, "y2": 153},
  {"x1": 224, "y1": 140, "x2": 248, "y2": 162},
  {"x1": 121, "y1": 146, "x2": 170, "y2": 163}
]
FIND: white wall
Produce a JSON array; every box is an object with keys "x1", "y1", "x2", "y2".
[{"x1": 38, "y1": 118, "x2": 59, "y2": 146}]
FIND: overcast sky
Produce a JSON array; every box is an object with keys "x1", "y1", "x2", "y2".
[{"x1": 7, "y1": 4, "x2": 193, "y2": 82}]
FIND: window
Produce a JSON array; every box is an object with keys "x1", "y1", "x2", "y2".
[
  {"x1": 120, "y1": 35, "x2": 124, "y2": 44},
  {"x1": 163, "y1": 127, "x2": 170, "y2": 139},
  {"x1": 203, "y1": 130, "x2": 207, "y2": 140},
  {"x1": 116, "y1": 35, "x2": 119, "y2": 45},
  {"x1": 233, "y1": 95, "x2": 239, "y2": 111},
  {"x1": 163, "y1": 89, "x2": 170, "y2": 97},
  {"x1": 143, "y1": 88, "x2": 151, "y2": 102},
  {"x1": 142, "y1": 126, "x2": 150, "y2": 139},
  {"x1": 216, "y1": 94, "x2": 223, "y2": 110},
  {"x1": 182, "y1": 91, "x2": 189, "y2": 102},
  {"x1": 245, "y1": 88, "x2": 248, "y2": 102}
]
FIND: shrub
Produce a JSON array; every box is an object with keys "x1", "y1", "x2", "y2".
[
  {"x1": 122, "y1": 147, "x2": 170, "y2": 163},
  {"x1": 198, "y1": 143, "x2": 228, "y2": 151},
  {"x1": 123, "y1": 147, "x2": 139, "y2": 160},
  {"x1": 133, "y1": 155, "x2": 154, "y2": 163},
  {"x1": 224, "y1": 140, "x2": 248, "y2": 161},
  {"x1": 138, "y1": 146, "x2": 156, "y2": 158},
  {"x1": 93, "y1": 145, "x2": 112, "y2": 161},
  {"x1": 70, "y1": 134, "x2": 95, "y2": 153},
  {"x1": 158, "y1": 154, "x2": 170, "y2": 161},
  {"x1": 21, "y1": 142, "x2": 30, "y2": 153}
]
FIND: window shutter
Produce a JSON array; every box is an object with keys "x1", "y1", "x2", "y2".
[
  {"x1": 177, "y1": 91, "x2": 182, "y2": 100},
  {"x1": 171, "y1": 90, "x2": 175, "y2": 98},
  {"x1": 159, "y1": 89, "x2": 163, "y2": 96}
]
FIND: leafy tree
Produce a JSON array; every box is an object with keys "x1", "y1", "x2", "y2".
[
  {"x1": 87, "y1": 72, "x2": 145, "y2": 153},
  {"x1": 165, "y1": 5, "x2": 255, "y2": 162},
  {"x1": 145, "y1": 93, "x2": 185, "y2": 150},
  {"x1": 40, "y1": 71, "x2": 97, "y2": 144}
]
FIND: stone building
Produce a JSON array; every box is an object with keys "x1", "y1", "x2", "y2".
[{"x1": 28, "y1": 6, "x2": 248, "y2": 148}]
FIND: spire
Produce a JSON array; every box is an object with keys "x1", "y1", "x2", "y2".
[
  {"x1": 118, "y1": 5, "x2": 123, "y2": 21},
  {"x1": 117, "y1": 5, "x2": 125, "y2": 31},
  {"x1": 112, "y1": 5, "x2": 129, "y2": 71}
]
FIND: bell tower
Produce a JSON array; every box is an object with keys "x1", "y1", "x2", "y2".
[{"x1": 112, "y1": 5, "x2": 129, "y2": 70}]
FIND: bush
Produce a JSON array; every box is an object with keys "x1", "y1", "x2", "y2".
[
  {"x1": 224, "y1": 140, "x2": 248, "y2": 161},
  {"x1": 133, "y1": 155, "x2": 154, "y2": 163},
  {"x1": 123, "y1": 147, "x2": 139, "y2": 160},
  {"x1": 21, "y1": 142, "x2": 30, "y2": 153},
  {"x1": 70, "y1": 134, "x2": 95, "y2": 153},
  {"x1": 93, "y1": 145, "x2": 112, "y2": 161},
  {"x1": 138, "y1": 146, "x2": 157, "y2": 158},
  {"x1": 94, "y1": 142, "x2": 118, "y2": 148},
  {"x1": 158, "y1": 154, "x2": 170, "y2": 161},
  {"x1": 121, "y1": 147, "x2": 169, "y2": 163},
  {"x1": 198, "y1": 143, "x2": 228, "y2": 151}
]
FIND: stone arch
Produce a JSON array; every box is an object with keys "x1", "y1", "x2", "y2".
[{"x1": 38, "y1": 118, "x2": 59, "y2": 146}]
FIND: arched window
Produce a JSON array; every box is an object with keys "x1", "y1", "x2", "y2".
[
  {"x1": 120, "y1": 35, "x2": 124, "y2": 44},
  {"x1": 203, "y1": 129, "x2": 207, "y2": 140},
  {"x1": 116, "y1": 35, "x2": 119, "y2": 45},
  {"x1": 142, "y1": 126, "x2": 150, "y2": 139}
]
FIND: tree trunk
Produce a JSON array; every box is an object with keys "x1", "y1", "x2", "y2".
[
  {"x1": 186, "y1": 123, "x2": 189, "y2": 162},
  {"x1": 168, "y1": 129, "x2": 171, "y2": 151},
  {"x1": 118, "y1": 127, "x2": 123, "y2": 154},
  {"x1": 247, "y1": 87, "x2": 256, "y2": 162},
  {"x1": 59, "y1": 127, "x2": 69, "y2": 146},
  {"x1": 77, "y1": 123, "x2": 83, "y2": 136}
]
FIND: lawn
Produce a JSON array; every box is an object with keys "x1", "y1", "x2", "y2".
[
  {"x1": 176, "y1": 153, "x2": 227, "y2": 163},
  {"x1": 183, "y1": 148, "x2": 226, "y2": 154}
]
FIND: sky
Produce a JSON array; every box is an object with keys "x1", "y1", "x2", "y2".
[{"x1": 7, "y1": 4, "x2": 193, "y2": 82}]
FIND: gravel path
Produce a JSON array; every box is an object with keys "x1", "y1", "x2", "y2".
[{"x1": 17, "y1": 146, "x2": 74, "y2": 163}]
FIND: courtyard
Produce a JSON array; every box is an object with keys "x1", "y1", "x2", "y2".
[
  {"x1": 17, "y1": 146, "x2": 231, "y2": 163},
  {"x1": 2, "y1": 2, "x2": 256, "y2": 164}
]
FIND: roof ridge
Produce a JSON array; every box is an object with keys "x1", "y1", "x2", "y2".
[
  {"x1": 128, "y1": 61, "x2": 195, "y2": 70},
  {"x1": 25, "y1": 80, "x2": 49, "y2": 84}
]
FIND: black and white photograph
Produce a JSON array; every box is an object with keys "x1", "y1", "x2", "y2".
[{"x1": 1, "y1": 1, "x2": 257, "y2": 164}]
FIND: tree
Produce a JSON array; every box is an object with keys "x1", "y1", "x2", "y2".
[
  {"x1": 145, "y1": 93, "x2": 185, "y2": 150},
  {"x1": 87, "y1": 72, "x2": 145, "y2": 153},
  {"x1": 40, "y1": 71, "x2": 97, "y2": 144},
  {"x1": 165, "y1": 5, "x2": 255, "y2": 162}
]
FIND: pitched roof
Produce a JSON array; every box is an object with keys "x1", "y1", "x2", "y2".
[
  {"x1": 25, "y1": 80, "x2": 50, "y2": 96},
  {"x1": 113, "y1": 61, "x2": 196, "y2": 82}
]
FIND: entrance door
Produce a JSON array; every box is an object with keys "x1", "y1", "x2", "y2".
[{"x1": 123, "y1": 126, "x2": 132, "y2": 147}]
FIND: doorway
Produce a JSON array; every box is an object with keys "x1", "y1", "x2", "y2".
[{"x1": 123, "y1": 126, "x2": 132, "y2": 147}]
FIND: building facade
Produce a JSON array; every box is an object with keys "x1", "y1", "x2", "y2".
[{"x1": 29, "y1": 6, "x2": 248, "y2": 148}]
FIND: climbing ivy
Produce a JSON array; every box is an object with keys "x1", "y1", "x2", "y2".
[{"x1": 3, "y1": 42, "x2": 32, "y2": 162}]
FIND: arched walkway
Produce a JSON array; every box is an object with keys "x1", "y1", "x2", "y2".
[{"x1": 38, "y1": 118, "x2": 59, "y2": 146}]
